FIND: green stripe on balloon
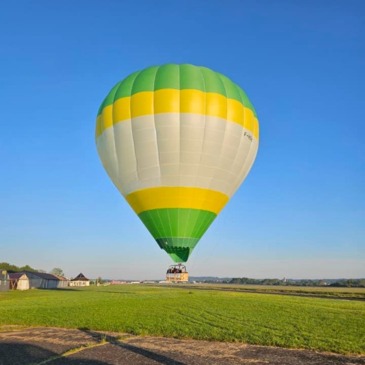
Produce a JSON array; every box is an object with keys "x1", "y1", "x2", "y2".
[
  {"x1": 98, "y1": 64, "x2": 257, "y2": 117},
  {"x1": 138, "y1": 208, "x2": 217, "y2": 262},
  {"x1": 139, "y1": 208, "x2": 216, "y2": 238},
  {"x1": 156, "y1": 238, "x2": 200, "y2": 263}
]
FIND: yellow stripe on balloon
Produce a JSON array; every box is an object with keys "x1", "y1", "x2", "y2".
[
  {"x1": 113, "y1": 97, "x2": 131, "y2": 122},
  {"x1": 95, "y1": 90, "x2": 259, "y2": 139},
  {"x1": 180, "y1": 89, "x2": 204, "y2": 114},
  {"x1": 130, "y1": 91, "x2": 154, "y2": 116},
  {"x1": 227, "y1": 98, "x2": 244, "y2": 125},
  {"x1": 125, "y1": 187, "x2": 229, "y2": 215},
  {"x1": 95, "y1": 105, "x2": 113, "y2": 138},
  {"x1": 155, "y1": 89, "x2": 181, "y2": 113}
]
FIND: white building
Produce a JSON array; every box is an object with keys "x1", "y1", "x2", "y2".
[{"x1": 69, "y1": 273, "x2": 90, "y2": 287}]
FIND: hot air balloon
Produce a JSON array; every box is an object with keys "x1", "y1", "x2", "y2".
[{"x1": 95, "y1": 64, "x2": 259, "y2": 264}]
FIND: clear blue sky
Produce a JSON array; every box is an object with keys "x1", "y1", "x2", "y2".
[{"x1": 1, "y1": 1, "x2": 364, "y2": 280}]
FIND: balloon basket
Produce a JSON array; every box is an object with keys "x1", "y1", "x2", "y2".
[{"x1": 166, "y1": 263, "x2": 189, "y2": 283}]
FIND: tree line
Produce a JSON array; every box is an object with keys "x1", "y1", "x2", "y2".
[
  {"x1": 0, "y1": 262, "x2": 38, "y2": 273},
  {"x1": 0, "y1": 262, "x2": 64, "y2": 277},
  {"x1": 228, "y1": 277, "x2": 365, "y2": 287}
]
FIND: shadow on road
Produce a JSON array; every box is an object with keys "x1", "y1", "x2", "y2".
[
  {"x1": 0, "y1": 342, "x2": 106, "y2": 365},
  {"x1": 79, "y1": 328, "x2": 187, "y2": 365},
  {"x1": 0, "y1": 330, "x2": 187, "y2": 365}
]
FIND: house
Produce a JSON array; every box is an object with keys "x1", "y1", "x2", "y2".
[
  {"x1": 69, "y1": 273, "x2": 90, "y2": 287},
  {"x1": 0, "y1": 271, "x2": 9, "y2": 292},
  {"x1": 8, "y1": 271, "x2": 69, "y2": 290}
]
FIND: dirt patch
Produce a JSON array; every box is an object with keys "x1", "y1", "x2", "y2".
[{"x1": 0, "y1": 327, "x2": 364, "y2": 365}]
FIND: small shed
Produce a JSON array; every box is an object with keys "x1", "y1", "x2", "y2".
[
  {"x1": 9, "y1": 272, "x2": 28, "y2": 290},
  {"x1": 69, "y1": 273, "x2": 90, "y2": 287}
]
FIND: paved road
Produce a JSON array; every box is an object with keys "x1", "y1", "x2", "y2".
[{"x1": 0, "y1": 327, "x2": 364, "y2": 365}]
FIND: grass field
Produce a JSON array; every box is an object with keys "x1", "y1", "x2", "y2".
[{"x1": 0, "y1": 285, "x2": 364, "y2": 355}]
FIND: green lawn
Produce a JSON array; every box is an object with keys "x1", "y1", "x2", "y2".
[{"x1": 1, "y1": 285, "x2": 364, "y2": 355}]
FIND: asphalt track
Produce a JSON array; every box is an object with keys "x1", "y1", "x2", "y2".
[{"x1": 0, "y1": 327, "x2": 364, "y2": 365}]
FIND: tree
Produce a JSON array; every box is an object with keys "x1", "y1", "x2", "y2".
[
  {"x1": 50, "y1": 268, "x2": 64, "y2": 277},
  {"x1": 0, "y1": 262, "x2": 37, "y2": 272},
  {"x1": 21, "y1": 265, "x2": 37, "y2": 272}
]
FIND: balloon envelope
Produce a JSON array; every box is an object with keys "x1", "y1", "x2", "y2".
[{"x1": 96, "y1": 64, "x2": 259, "y2": 262}]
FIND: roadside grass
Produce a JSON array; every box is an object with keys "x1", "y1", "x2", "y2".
[{"x1": 0, "y1": 285, "x2": 364, "y2": 355}]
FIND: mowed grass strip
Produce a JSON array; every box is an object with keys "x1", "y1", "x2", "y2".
[
  {"x1": 0, "y1": 285, "x2": 364, "y2": 354},
  {"x1": 180, "y1": 284, "x2": 365, "y2": 300}
]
